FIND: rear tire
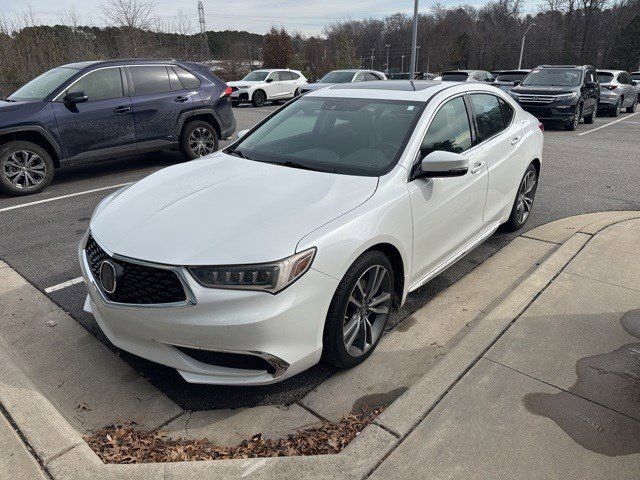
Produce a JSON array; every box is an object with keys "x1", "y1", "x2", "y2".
[
  {"x1": 0, "y1": 141, "x2": 54, "y2": 196},
  {"x1": 322, "y1": 251, "x2": 394, "y2": 369},
  {"x1": 252, "y1": 90, "x2": 267, "y2": 107},
  {"x1": 179, "y1": 120, "x2": 219, "y2": 160},
  {"x1": 626, "y1": 97, "x2": 637, "y2": 113},
  {"x1": 611, "y1": 98, "x2": 622, "y2": 117},
  {"x1": 503, "y1": 163, "x2": 538, "y2": 232}
]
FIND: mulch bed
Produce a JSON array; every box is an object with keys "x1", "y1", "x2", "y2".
[{"x1": 85, "y1": 406, "x2": 384, "y2": 463}]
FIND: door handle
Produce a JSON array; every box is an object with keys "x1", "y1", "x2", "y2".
[
  {"x1": 510, "y1": 136, "x2": 520, "y2": 146},
  {"x1": 174, "y1": 95, "x2": 189, "y2": 103},
  {"x1": 113, "y1": 105, "x2": 131, "y2": 114},
  {"x1": 470, "y1": 161, "x2": 485, "y2": 174}
]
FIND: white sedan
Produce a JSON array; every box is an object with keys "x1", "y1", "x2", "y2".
[
  {"x1": 227, "y1": 69, "x2": 307, "y2": 107},
  {"x1": 80, "y1": 81, "x2": 543, "y2": 385}
]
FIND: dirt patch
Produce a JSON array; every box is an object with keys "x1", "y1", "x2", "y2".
[
  {"x1": 525, "y1": 310, "x2": 640, "y2": 456},
  {"x1": 351, "y1": 388, "x2": 407, "y2": 415},
  {"x1": 85, "y1": 407, "x2": 383, "y2": 463}
]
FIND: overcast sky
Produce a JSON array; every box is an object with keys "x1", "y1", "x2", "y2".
[{"x1": 3, "y1": 0, "x2": 543, "y2": 35}]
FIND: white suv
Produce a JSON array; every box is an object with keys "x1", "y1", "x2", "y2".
[{"x1": 227, "y1": 69, "x2": 307, "y2": 107}]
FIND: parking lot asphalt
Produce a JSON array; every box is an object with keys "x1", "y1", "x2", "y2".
[{"x1": 1, "y1": 105, "x2": 639, "y2": 410}]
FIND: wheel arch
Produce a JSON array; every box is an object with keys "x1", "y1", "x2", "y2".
[
  {"x1": 364, "y1": 242, "x2": 405, "y2": 308},
  {"x1": 252, "y1": 88, "x2": 267, "y2": 101},
  {"x1": 0, "y1": 126, "x2": 61, "y2": 167},
  {"x1": 177, "y1": 109, "x2": 222, "y2": 140}
]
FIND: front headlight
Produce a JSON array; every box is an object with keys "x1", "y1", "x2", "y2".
[
  {"x1": 555, "y1": 92, "x2": 580, "y2": 101},
  {"x1": 188, "y1": 247, "x2": 316, "y2": 294}
]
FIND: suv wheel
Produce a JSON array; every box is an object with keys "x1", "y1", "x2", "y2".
[
  {"x1": 564, "y1": 103, "x2": 582, "y2": 131},
  {"x1": 626, "y1": 97, "x2": 637, "y2": 113},
  {"x1": 611, "y1": 98, "x2": 622, "y2": 117},
  {"x1": 584, "y1": 105, "x2": 596, "y2": 124},
  {"x1": 503, "y1": 163, "x2": 538, "y2": 232},
  {"x1": 322, "y1": 251, "x2": 394, "y2": 368},
  {"x1": 252, "y1": 90, "x2": 267, "y2": 107},
  {"x1": 179, "y1": 120, "x2": 219, "y2": 160},
  {"x1": 0, "y1": 141, "x2": 54, "y2": 196}
]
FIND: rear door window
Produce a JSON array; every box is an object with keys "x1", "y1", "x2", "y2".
[
  {"x1": 441, "y1": 73, "x2": 469, "y2": 82},
  {"x1": 421, "y1": 96, "x2": 472, "y2": 156},
  {"x1": 278, "y1": 71, "x2": 293, "y2": 81},
  {"x1": 364, "y1": 73, "x2": 381, "y2": 81},
  {"x1": 470, "y1": 94, "x2": 507, "y2": 143},
  {"x1": 130, "y1": 66, "x2": 172, "y2": 95}
]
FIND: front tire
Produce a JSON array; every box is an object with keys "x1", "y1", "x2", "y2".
[
  {"x1": 322, "y1": 251, "x2": 394, "y2": 369},
  {"x1": 179, "y1": 120, "x2": 219, "y2": 160},
  {"x1": 503, "y1": 163, "x2": 538, "y2": 232},
  {"x1": 252, "y1": 90, "x2": 267, "y2": 107},
  {"x1": 0, "y1": 141, "x2": 54, "y2": 196},
  {"x1": 611, "y1": 97, "x2": 622, "y2": 117},
  {"x1": 564, "y1": 103, "x2": 582, "y2": 131}
]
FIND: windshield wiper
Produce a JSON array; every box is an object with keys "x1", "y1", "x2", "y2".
[
  {"x1": 281, "y1": 160, "x2": 334, "y2": 173},
  {"x1": 0, "y1": 97, "x2": 17, "y2": 102},
  {"x1": 227, "y1": 148, "x2": 249, "y2": 160}
]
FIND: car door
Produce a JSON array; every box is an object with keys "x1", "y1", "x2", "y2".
[
  {"x1": 618, "y1": 72, "x2": 635, "y2": 107},
  {"x1": 127, "y1": 65, "x2": 194, "y2": 152},
  {"x1": 407, "y1": 95, "x2": 489, "y2": 286},
  {"x1": 278, "y1": 71, "x2": 296, "y2": 97},
  {"x1": 265, "y1": 71, "x2": 283, "y2": 98},
  {"x1": 52, "y1": 66, "x2": 135, "y2": 163},
  {"x1": 468, "y1": 93, "x2": 523, "y2": 224}
]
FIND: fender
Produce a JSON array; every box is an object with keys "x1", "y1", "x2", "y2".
[
  {"x1": 0, "y1": 124, "x2": 62, "y2": 160},
  {"x1": 175, "y1": 108, "x2": 222, "y2": 137}
]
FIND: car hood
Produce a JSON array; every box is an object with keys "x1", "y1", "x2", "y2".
[
  {"x1": 301, "y1": 83, "x2": 334, "y2": 91},
  {"x1": 226, "y1": 80, "x2": 263, "y2": 88},
  {"x1": 90, "y1": 153, "x2": 378, "y2": 265},
  {"x1": 512, "y1": 86, "x2": 577, "y2": 95}
]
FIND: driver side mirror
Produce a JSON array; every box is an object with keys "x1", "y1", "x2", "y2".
[
  {"x1": 265, "y1": 78, "x2": 274, "y2": 83},
  {"x1": 63, "y1": 91, "x2": 88, "y2": 104},
  {"x1": 414, "y1": 150, "x2": 469, "y2": 179}
]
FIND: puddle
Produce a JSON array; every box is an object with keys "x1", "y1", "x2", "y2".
[
  {"x1": 524, "y1": 309, "x2": 640, "y2": 456},
  {"x1": 351, "y1": 387, "x2": 407, "y2": 415}
]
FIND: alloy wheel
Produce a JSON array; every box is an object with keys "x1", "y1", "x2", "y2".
[
  {"x1": 254, "y1": 91, "x2": 266, "y2": 107},
  {"x1": 572, "y1": 105, "x2": 581, "y2": 129},
  {"x1": 188, "y1": 127, "x2": 216, "y2": 157},
  {"x1": 515, "y1": 169, "x2": 537, "y2": 224},
  {"x1": 2, "y1": 150, "x2": 47, "y2": 190},
  {"x1": 342, "y1": 265, "x2": 392, "y2": 357}
]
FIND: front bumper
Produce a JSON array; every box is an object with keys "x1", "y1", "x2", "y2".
[
  {"x1": 79, "y1": 235, "x2": 338, "y2": 385},
  {"x1": 518, "y1": 102, "x2": 579, "y2": 124},
  {"x1": 230, "y1": 90, "x2": 250, "y2": 103}
]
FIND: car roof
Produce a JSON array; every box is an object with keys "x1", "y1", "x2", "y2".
[
  {"x1": 597, "y1": 69, "x2": 624, "y2": 74},
  {"x1": 61, "y1": 59, "x2": 193, "y2": 70},
  {"x1": 537, "y1": 65, "x2": 592, "y2": 69}
]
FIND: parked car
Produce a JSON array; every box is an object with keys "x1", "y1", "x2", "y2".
[
  {"x1": 227, "y1": 69, "x2": 307, "y2": 107},
  {"x1": 435, "y1": 70, "x2": 494, "y2": 83},
  {"x1": 299, "y1": 69, "x2": 386, "y2": 94},
  {"x1": 492, "y1": 70, "x2": 530, "y2": 92},
  {"x1": 596, "y1": 70, "x2": 638, "y2": 116},
  {"x1": 80, "y1": 80, "x2": 543, "y2": 385},
  {"x1": 0, "y1": 59, "x2": 235, "y2": 196},
  {"x1": 509, "y1": 65, "x2": 599, "y2": 131},
  {"x1": 385, "y1": 72, "x2": 435, "y2": 80},
  {"x1": 632, "y1": 72, "x2": 640, "y2": 99}
]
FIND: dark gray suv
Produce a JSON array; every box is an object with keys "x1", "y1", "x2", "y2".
[{"x1": 0, "y1": 59, "x2": 236, "y2": 195}]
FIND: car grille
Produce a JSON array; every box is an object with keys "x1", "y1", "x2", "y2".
[
  {"x1": 85, "y1": 235, "x2": 187, "y2": 305},
  {"x1": 174, "y1": 346, "x2": 277, "y2": 374},
  {"x1": 517, "y1": 94, "x2": 557, "y2": 103}
]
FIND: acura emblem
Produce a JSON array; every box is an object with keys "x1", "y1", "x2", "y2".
[{"x1": 99, "y1": 260, "x2": 118, "y2": 294}]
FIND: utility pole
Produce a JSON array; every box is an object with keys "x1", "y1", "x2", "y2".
[
  {"x1": 518, "y1": 22, "x2": 536, "y2": 70},
  {"x1": 409, "y1": 0, "x2": 419, "y2": 80},
  {"x1": 416, "y1": 45, "x2": 421, "y2": 73},
  {"x1": 197, "y1": 0, "x2": 209, "y2": 59},
  {"x1": 401, "y1": 54, "x2": 406, "y2": 73},
  {"x1": 385, "y1": 44, "x2": 391, "y2": 73},
  {"x1": 370, "y1": 48, "x2": 375, "y2": 69}
]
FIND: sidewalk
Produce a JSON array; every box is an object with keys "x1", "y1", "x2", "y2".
[
  {"x1": 370, "y1": 218, "x2": 640, "y2": 479},
  {"x1": 0, "y1": 412, "x2": 46, "y2": 479}
]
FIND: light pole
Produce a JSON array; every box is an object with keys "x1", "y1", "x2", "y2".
[
  {"x1": 416, "y1": 45, "x2": 421, "y2": 73},
  {"x1": 409, "y1": 0, "x2": 419, "y2": 80},
  {"x1": 385, "y1": 44, "x2": 391, "y2": 73},
  {"x1": 371, "y1": 48, "x2": 375, "y2": 69},
  {"x1": 401, "y1": 54, "x2": 406, "y2": 73},
  {"x1": 518, "y1": 22, "x2": 536, "y2": 70}
]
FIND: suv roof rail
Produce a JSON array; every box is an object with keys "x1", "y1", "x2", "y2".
[{"x1": 536, "y1": 64, "x2": 594, "y2": 69}]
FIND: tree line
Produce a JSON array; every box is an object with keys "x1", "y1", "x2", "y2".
[{"x1": 1, "y1": 0, "x2": 640, "y2": 95}]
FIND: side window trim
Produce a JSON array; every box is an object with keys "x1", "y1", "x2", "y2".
[
  {"x1": 467, "y1": 92, "x2": 512, "y2": 147},
  {"x1": 59, "y1": 66, "x2": 125, "y2": 102}
]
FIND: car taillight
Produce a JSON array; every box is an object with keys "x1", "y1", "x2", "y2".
[
  {"x1": 220, "y1": 86, "x2": 233, "y2": 98},
  {"x1": 538, "y1": 122, "x2": 544, "y2": 131},
  {"x1": 603, "y1": 84, "x2": 617, "y2": 90}
]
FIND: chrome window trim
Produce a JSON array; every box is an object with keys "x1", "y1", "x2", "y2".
[{"x1": 80, "y1": 232, "x2": 197, "y2": 309}]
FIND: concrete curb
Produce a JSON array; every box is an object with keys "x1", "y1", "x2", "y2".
[{"x1": 1, "y1": 211, "x2": 638, "y2": 479}]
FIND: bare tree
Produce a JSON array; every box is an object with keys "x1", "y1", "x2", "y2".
[{"x1": 100, "y1": 0, "x2": 156, "y2": 30}]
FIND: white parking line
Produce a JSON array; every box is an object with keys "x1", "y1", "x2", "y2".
[
  {"x1": 0, "y1": 182, "x2": 133, "y2": 214},
  {"x1": 44, "y1": 276, "x2": 84, "y2": 293},
  {"x1": 577, "y1": 112, "x2": 640, "y2": 136}
]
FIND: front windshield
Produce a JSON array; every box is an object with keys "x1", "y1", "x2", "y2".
[
  {"x1": 229, "y1": 97, "x2": 425, "y2": 176},
  {"x1": 441, "y1": 73, "x2": 469, "y2": 82},
  {"x1": 521, "y1": 68, "x2": 582, "y2": 87},
  {"x1": 597, "y1": 72, "x2": 614, "y2": 83},
  {"x1": 8, "y1": 67, "x2": 78, "y2": 101},
  {"x1": 320, "y1": 71, "x2": 355, "y2": 83},
  {"x1": 242, "y1": 71, "x2": 269, "y2": 81}
]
